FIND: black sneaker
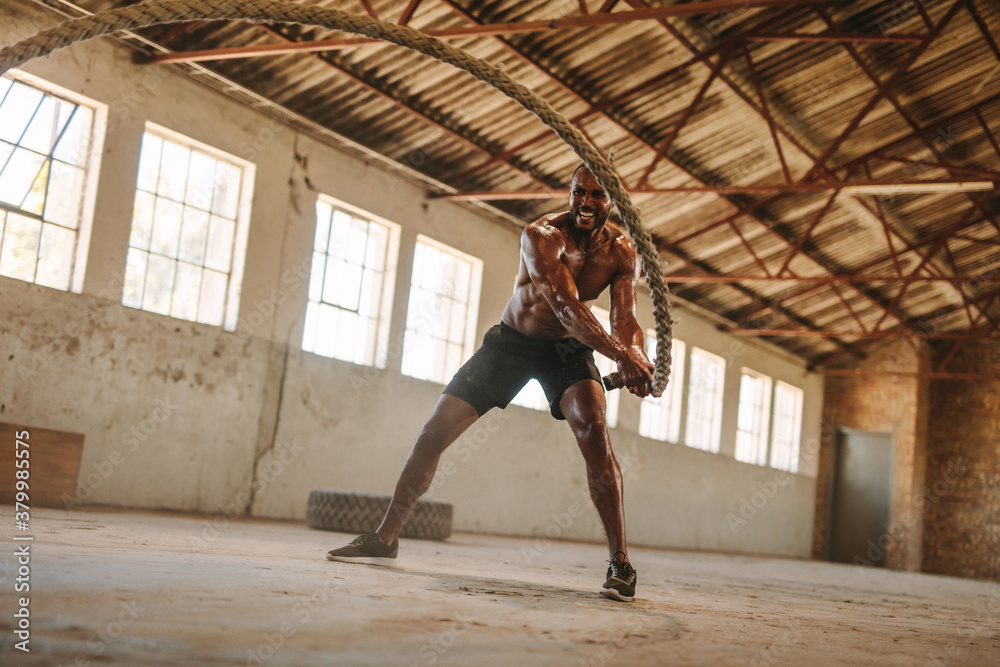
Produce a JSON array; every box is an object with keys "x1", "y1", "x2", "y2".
[
  {"x1": 326, "y1": 532, "x2": 399, "y2": 563},
  {"x1": 600, "y1": 553, "x2": 636, "y2": 602}
]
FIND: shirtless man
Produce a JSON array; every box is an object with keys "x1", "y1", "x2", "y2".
[{"x1": 327, "y1": 165, "x2": 655, "y2": 602}]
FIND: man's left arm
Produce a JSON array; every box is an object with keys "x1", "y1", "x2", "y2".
[{"x1": 609, "y1": 241, "x2": 654, "y2": 396}]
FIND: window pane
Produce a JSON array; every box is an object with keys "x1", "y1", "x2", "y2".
[
  {"x1": 322, "y1": 257, "x2": 345, "y2": 306},
  {"x1": 434, "y1": 296, "x2": 453, "y2": 340},
  {"x1": 130, "y1": 190, "x2": 155, "y2": 251},
  {"x1": 448, "y1": 302, "x2": 467, "y2": 344},
  {"x1": 52, "y1": 104, "x2": 92, "y2": 166},
  {"x1": 150, "y1": 197, "x2": 183, "y2": 257},
  {"x1": 122, "y1": 248, "x2": 148, "y2": 308},
  {"x1": 329, "y1": 210, "x2": 352, "y2": 259},
  {"x1": 0, "y1": 142, "x2": 14, "y2": 174},
  {"x1": 359, "y1": 268, "x2": 382, "y2": 317},
  {"x1": 0, "y1": 82, "x2": 43, "y2": 144},
  {"x1": 19, "y1": 96, "x2": 60, "y2": 154},
  {"x1": 735, "y1": 370, "x2": 771, "y2": 466},
  {"x1": 178, "y1": 207, "x2": 209, "y2": 264},
  {"x1": 0, "y1": 214, "x2": 41, "y2": 281},
  {"x1": 302, "y1": 300, "x2": 319, "y2": 352},
  {"x1": 35, "y1": 222, "x2": 74, "y2": 290},
  {"x1": 197, "y1": 269, "x2": 227, "y2": 327},
  {"x1": 142, "y1": 253, "x2": 176, "y2": 315},
  {"x1": 340, "y1": 262, "x2": 363, "y2": 311},
  {"x1": 211, "y1": 162, "x2": 241, "y2": 218},
  {"x1": 364, "y1": 222, "x2": 387, "y2": 271},
  {"x1": 21, "y1": 158, "x2": 49, "y2": 216},
  {"x1": 346, "y1": 218, "x2": 368, "y2": 264},
  {"x1": 406, "y1": 286, "x2": 436, "y2": 330},
  {"x1": 157, "y1": 140, "x2": 190, "y2": 201},
  {"x1": 45, "y1": 162, "x2": 85, "y2": 229},
  {"x1": 135, "y1": 134, "x2": 162, "y2": 192},
  {"x1": 308, "y1": 252, "x2": 325, "y2": 302},
  {"x1": 185, "y1": 151, "x2": 216, "y2": 210},
  {"x1": 0, "y1": 147, "x2": 46, "y2": 208},
  {"x1": 204, "y1": 215, "x2": 234, "y2": 272},
  {"x1": 314, "y1": 207, "x2": 331, "y2": 253},
  {"x1": 770, "y1": 382, "x2": 803, "y2": 473},
  {"x1": 684, "y1": 348, "x2": 725, "y2": 452},
  {"x1": 171, "y1": 262, "x2": 202, "y2": 321}
]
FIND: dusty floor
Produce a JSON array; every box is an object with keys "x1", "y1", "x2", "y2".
[{"x1": 0, "y1": 506, "x2": 997, "y2": 666}]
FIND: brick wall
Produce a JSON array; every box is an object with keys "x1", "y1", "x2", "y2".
[
  {"x1": 812, "y1": 339, "x2": 929, "y2": 571},
  {"x1": 923, "y1": 340, "x2": 1000, "y2": 581}
]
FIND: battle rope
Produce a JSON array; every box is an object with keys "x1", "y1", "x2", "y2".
[{"x1": 0, "y1": 0, "x2": 673, "y2": 394}]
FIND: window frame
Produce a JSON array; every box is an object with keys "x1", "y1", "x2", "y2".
[
  {"x1": 684, "y1": 346, "x2": 726, "y2": 453},
  {"x1": 735, "y1": 368, "x2": 773, "y2": 466},
  {"x1": 0, "y1": 70, "x2": 106, "y2": 294},
  {"x1": 769, "y1": 381, "x2": 804, "y2": 473},
  {"x1": 638, "y1": 335, "x2": 686, "y2": 443},
  {"x1": 123, "y1": 122, "x2": 255, "y2": 331},
  {"x1": 302, "y1": 194, "x2": 400, "y2": 368},
  {"x1": 400, "y1": 234, "x2": 483, "y2": 385}
]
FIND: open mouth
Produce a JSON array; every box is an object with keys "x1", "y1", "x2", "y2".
[{"x1": 577, "y1": 208, "x2": 595, "y2": 221}]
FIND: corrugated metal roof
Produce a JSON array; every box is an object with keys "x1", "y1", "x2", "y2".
[{"x1": 58, "y1": 0, "x2": 1000, "y2": 364}]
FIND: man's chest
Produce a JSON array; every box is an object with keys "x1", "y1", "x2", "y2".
[{"x1": 561, "y1": 251, "x2": 616, "y2": 301}]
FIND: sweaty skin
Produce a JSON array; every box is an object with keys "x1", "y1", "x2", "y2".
[
  {"x1": 372, "y1": 165, "x2": 653, "y2": 569},
  {"x1": 502, "y1": 168, "x2": 654, "y2": 397}
]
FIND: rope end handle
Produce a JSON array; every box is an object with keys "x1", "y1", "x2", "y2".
[
  {"x1": 602, "y1": 371, "x2": 665, "y2": 398},
  {"x1": 602, "y1": 372, "x2": 624, "y2": 391}
]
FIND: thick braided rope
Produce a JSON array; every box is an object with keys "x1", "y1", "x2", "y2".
[{"x1": 0, "y1": 0, "x2": 673, "y2": 394}]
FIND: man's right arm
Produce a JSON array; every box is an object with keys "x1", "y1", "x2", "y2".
[{"x1": 521, "y1": 224, "x2": 643, "y2": 379}]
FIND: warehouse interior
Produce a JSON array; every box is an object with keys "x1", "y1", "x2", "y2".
[{"x1": 0, "y1": 0, "x2": 998, "y2": 664}]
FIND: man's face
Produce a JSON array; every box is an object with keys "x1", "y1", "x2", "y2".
[{"x1": 569, "y1": 167, "x2": 612, "y2": 232}]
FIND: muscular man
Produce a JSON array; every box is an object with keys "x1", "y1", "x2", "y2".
[{"x1": 327, "y1": 165, "x2": 655, "y2": 602}]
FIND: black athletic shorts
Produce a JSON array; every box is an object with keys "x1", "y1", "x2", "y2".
[{"x1": 443, "y1": 321, "x2": 603, "y2": 420}]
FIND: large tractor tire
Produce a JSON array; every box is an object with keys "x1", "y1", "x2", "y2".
[{"x1": 305, "y1": 489, "x2": 452, "y2": 541}]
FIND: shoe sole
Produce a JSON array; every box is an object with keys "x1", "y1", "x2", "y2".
[
  {"x1": 326, "y1": 554, "x2": 398, "y2": 565},
  {"x1": 600, "y1": 587, "x2": 634, "y2": 602}
]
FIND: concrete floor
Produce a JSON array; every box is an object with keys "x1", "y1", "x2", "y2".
[{"x1": 0, "y1": 506, "x2": 997, "y2": 666}]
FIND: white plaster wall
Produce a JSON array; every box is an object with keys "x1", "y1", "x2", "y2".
[{"x1": 1, "y1": 1, "x2": 821, "y2": 557}]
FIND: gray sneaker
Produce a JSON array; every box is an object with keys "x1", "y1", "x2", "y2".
[
  {"x1": 326, "y1": 532, "x2": 399, "y2": 563},
  {"x1": 600, "y1": 553, "x2": 636, "y2": 602}
]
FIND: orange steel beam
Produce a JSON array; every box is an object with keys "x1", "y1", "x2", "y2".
[
  {"x1": 445, "y1": 3, "x2": 803, "y2": 184},
  {"x1": 804, "y1": 0, "x2": 964, "y2": 178},
  {"x1": 869, "y1": 155, "x2": 1000, "y2": 180},
  {"x1": 251, "y1": 25, "x2": 552, "y2": 190},
  {"x1": 662, "y1": 275, "x2": 1000, "y2": 283},
  {"x1": 397, "y1": 0, "x2": 423, "y2": 26},
  {"x1": 820, "y1": 368, "x2": 1000, "y2": 380},
  {"x1": 636, "y1": 49, "x2": 730, "y2": 187},
  {"x1": 620, "y1": 0, "x2": 970, "y2": 348},
  {"x1": 774, "y1": 189, "x2": 839, "y2": 276},
  {"x1": 745, "y1": 32, "x2": 925, "y2": 43},
  {"x1": 743, "y1": 42, "x2": 792, "y2": 184},
  {"x1": 871, "y1": 190, "x2": 992, "y2": 332},
  {"x1": 434, "y1": 179, "x2": 996, "y2": 199},
  {"x1": 146, "y1": 0, "x2": 831, "y2": 64},
  {"x1": 837, "y1": 90, "x2": 1000, "y2": 174},
  {"x1": 965, "y1": 0, "x2": 1000, "y2": 62},
  {"x1": 730, "y1": 329, "x2": 999, "y2": 339}
]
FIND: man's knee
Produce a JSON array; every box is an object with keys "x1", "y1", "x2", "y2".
[{"x1": 572, "y1": 416, "x2": 608, "y2": 447}]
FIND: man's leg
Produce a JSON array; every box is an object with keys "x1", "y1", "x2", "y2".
[
  {"x1": 558, "y1": 380, "x2": 628, "y2": 562},
  {"x1": 374, "y1": 394, "x2": 480, "y2": 545}
]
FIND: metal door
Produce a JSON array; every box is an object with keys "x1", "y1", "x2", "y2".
[{"x1": 828, "y1": 429, "x2": 894, "y2": 566}]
